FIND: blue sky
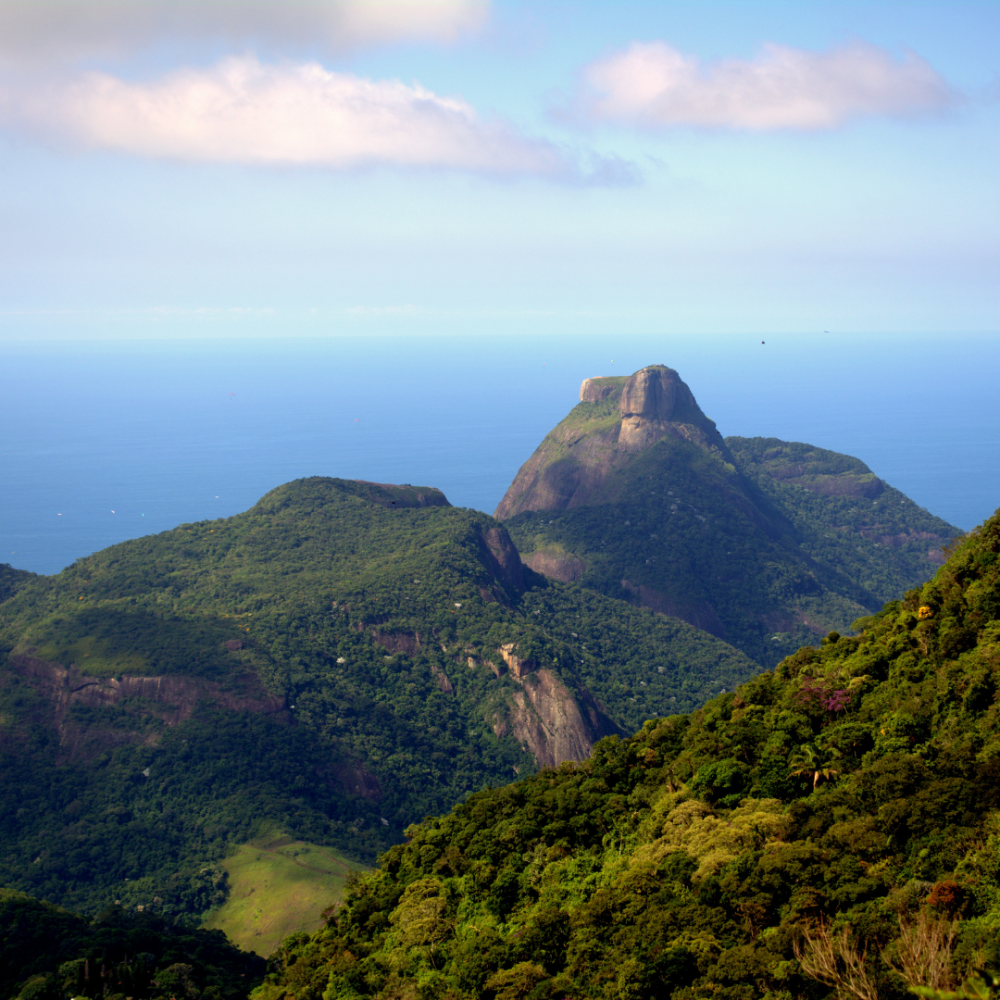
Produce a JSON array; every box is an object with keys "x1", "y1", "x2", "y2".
[{"x1": 0, "y1": 0, "x2": 997, "y2": 338}]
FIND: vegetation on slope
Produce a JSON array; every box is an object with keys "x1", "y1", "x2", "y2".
[
  {"x1": 0, "y1": 478, "x2": 755, "y2": 922},
  {"x1": 202, "y1": 835, "x2": 365, "y2": 958},
  {"x1": 0, "y1": 887, "x2": 264, "y2": 1000},
  {"x1": 0, "y1": 564, "x2": 36, "y2": 604},
  {"x1": 503, "y1": 410, "x2": 958, "y2": 669},
  {"x1": 254, "y1": 506, "x2": 1000, "y2": 1000},
  {"x1": 728, "y1": 437, "x2": 957, "y2": 601}
]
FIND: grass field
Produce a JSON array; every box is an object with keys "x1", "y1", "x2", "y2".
[{"x1": 201, "y1": 834, "x2": 367, "y2": 957}]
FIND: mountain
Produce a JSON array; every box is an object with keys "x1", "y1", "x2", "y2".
[
  {"x1": 0, "y1": 476, "x2": 755, "y2": 921},
  {"x1": 255, "y1": 504, "x2": 1000, "y2": 1000},
  {"x1": 498, "y1": 364, "x2": 960, "y2": 667}
]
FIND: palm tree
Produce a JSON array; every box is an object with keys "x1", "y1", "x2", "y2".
[{"x1": 789, "y1": 743, "x2": 842, "y2": 790}]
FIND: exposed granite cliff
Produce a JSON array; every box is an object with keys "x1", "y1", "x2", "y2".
[
  {"x1": 496, "y1": 365, "x2": 733, "y2": 519},
  {"x1": 503, "y1": 668, "x2": 619, "y2": 769},
  {"x1": 485, "y1": 642, "x2": 621, "y2": 767},
  {"x1": 7, "y1": 649, "x2": 288, "y2": 759}
]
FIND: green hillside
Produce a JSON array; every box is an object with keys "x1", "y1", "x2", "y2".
[
  {"x1": 727, "y1": 436, "x2": 957, "y2": 601},
  {"x1": 0, "y1": 477, "x2": 755, "y2": 922},
  {"x1": 202, "y1": 835, "x2": 366, "y2": 957},
  {"x1": 255, "y1": 505, "x2": 1000, "y2": 1000},
  {"x1": 0, "y1": 564, "x2": 36, "y2": 604},
  {"x1": 499, "y1": 366, "x2": 959, "y2": 667}
]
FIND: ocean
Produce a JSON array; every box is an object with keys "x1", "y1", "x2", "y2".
[{"x1": 3, "y1": 332, "x2": 998, "y2": 576}]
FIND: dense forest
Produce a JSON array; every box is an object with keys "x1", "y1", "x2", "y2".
[
  {"x1": 0, "y1": 478, "x2": 755, "y2": 921},
  {"x1": 252, "y1": 505, "x2": 1000, "y2": 1000},
  {"x1": 726, "y1": 437, "x2": 956, "y2": 602},
  {"x1": 0, "y1": 888, "x2": 264, "y2": 1000}
]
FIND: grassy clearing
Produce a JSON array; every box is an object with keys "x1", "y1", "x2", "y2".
[{"x1": 201, "y1": 835, "x2": 367, "y2": 957}]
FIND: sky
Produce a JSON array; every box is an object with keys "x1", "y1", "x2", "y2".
[{"x1": 0, "y1": 0, "x2": 997, "y2": 339}]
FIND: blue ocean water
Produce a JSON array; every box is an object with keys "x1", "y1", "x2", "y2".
[{"x1": 3, "y1": 332, "x2": 999, "y2": 576}]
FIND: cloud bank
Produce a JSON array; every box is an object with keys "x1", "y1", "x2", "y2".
[
  {"x1": 0, "y1": 0, "x2": 489, "y2": 62},
  {"x1": 574, "y1": 41, "x2": 957, "y2": 130},
  {"x1": 0, "y1": 55, "x2": 599, "y2": 179}
]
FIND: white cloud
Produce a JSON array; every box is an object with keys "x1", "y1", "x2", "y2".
[
  {"x1": 0, "y1": 0, "x2": 489, "y2": 63},
  {"x1": 0, "y1": 55, "x2": 586, "y2": 177},
  {"x1": 573, "y1": 40, "x2": 957, "y2": 131}
]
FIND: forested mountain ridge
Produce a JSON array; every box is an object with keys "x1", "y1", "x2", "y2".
[
  {"x1": 254, "y1": 504, "x2": 1000, "y2": 1000},
  {"x1": 0, "y1": 563, "x2": 36, "y2": 604},
  {"x1": 0, "y1": 477, "x2": 755, "y2": 921},
  {"x1": 727, "y1": 437, "x2": 954, "y2": 598},
  {"x1": 499, "y1": 365, "x2": 959, "y2": 667}
]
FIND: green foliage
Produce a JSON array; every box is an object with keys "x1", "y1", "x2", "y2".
[
  {"x1": 0, "y1": 477, "x2": 755, "y2": 923},
  {"x1": 258, "y1": 505, "x2": 1000, "y2": 1000},
  {"x1": 729, "y1": 437, "x2": 961, "y2": 609},
  {"x1": 0, "y1": 564, "x2": 36, "y2": 604},
  {"x1": 0, "y1": 887, "x2": 264, "y2": 1000},
  {"x1": 504, "y1": 434, "x2": 960, "y2": 670},
  {"x1": 0, "y1": 697, "x2": 389, "y2": 919}
]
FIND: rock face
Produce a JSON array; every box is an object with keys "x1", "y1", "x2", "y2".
[
  {"x1": 579, "y1": 376, "x2": 623, "y2": 403},
  {"x1": 479, "y1": 526, "x2": 527, "y2": 597},
  {"x1": 482, "y1": 642, "x2": 620, "y2": 766},
  {"x1": 495, "y1": 365, "x2": 732, "y2": 519},
  {"x1": 505, "y1": 668, "x2": 619, "y2": 769},
  {"x1": 497, "y1": 643, "x2": 535, "y2": 679},
  {"x1": 8, "y1": 650, "x2": 289, "y2": 759}
]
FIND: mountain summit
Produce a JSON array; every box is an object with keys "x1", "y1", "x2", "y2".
[
  {"x1": 497, "y1": 365, "x2": 731, "y2": 517},
  {"x1": 498, "y1": 365, "x2": 960, "y2": 666}
]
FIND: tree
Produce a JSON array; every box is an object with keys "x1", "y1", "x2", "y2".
[{"x1": 789, "y1": 743, "x2": 842, "y2": 790}]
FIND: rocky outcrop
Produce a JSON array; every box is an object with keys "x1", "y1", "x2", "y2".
[
  {"x1": 430, "y1": 663, "x2": 455, "y2": 694},
  {"x1": 618, "y1": 366, "x2": 727, "y2": 453},
  {"x1": 523, "y1": 550, "x2": 586, "y2": 583},
  {"x1": 479, "y1": 526, "x2": 526, "y2": 597},
  {"x1": 505, "y1": 669, "x2": 620, "y2": 768},
  {"x1": 497, "y1": 643, "x2": 535, "y2": 679},
  {"x1": 8, "y1": 650, "x2": 289, "y2": 759},
  {"x1": 495, "y1": 365, "x2": 732, "y2": 519},
  {"x1": 579, "y1": 376, "x2": 626, "y2": 403}
]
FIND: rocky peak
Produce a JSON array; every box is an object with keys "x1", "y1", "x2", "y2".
[
  {"x1": 619, "y1": 365, "x2": 692, "y2": 420},
  {"x1": 495, "y1": 364, "x2": 731, "y2": 518},
  {"x1": 618, "y1": 365, "x2": 722, "y2": 452},
  {"x1": 579, "y1": 375, "x2": 627, "y2": 403}
]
